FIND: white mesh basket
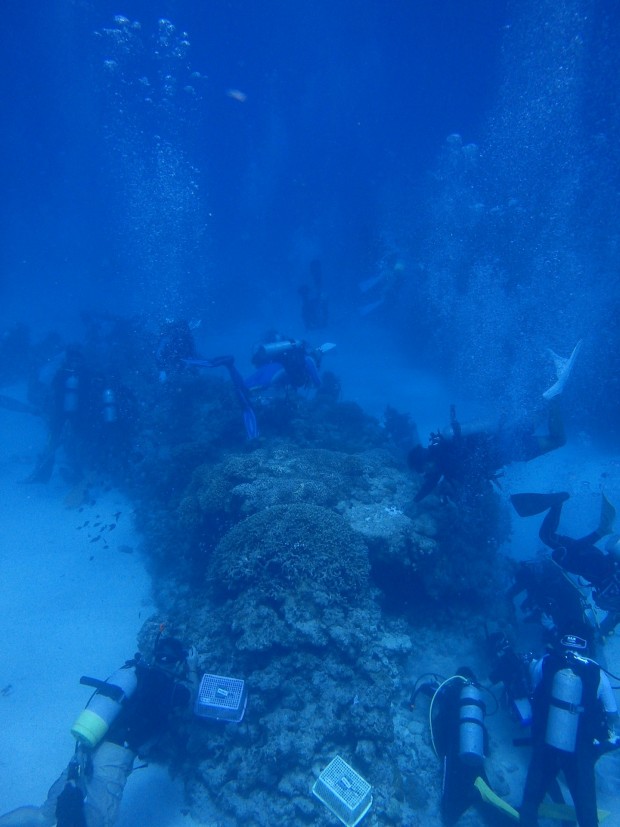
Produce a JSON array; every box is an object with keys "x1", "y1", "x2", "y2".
[
  {"x1": 312, "y1": 755, "x2": 372, "y2": 826},
  {"x1": 193, "y1": 673, "x2": 247, "y2": 722}
]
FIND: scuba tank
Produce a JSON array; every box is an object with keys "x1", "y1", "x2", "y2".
[
  {"x1": 101, "y1": 387, "x2": 117, "y2": 424},
  {"x1": 458, "y1": 682, "x2": 486, "y2": 766},
  {"x1": 63, "y1": 373, "x2": 79, "y2": 413},
  {"x1": 253, "y1": 339, "x2": 302, "y2": 363},
  {"x1": 545, "y1": 667, "x2": 583, "y2": 752},
  {"x1": 71, "y1": 665, "x2": 138, "y2": 748}
]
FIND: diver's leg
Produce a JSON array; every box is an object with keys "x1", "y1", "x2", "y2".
[
  {"x1": 440, "y1": 754, "x2": 471, "y2": 825},
  {"x1": 303, "y1": 355, "x2": 321, "y2": 388},
  {"x1": 520, "y1": 746, "x2": 559, "y2": 827},
  {"x1": 563, "y1": 753, "x2": 598, "y2": 827},
  {"x1": 527, "y1": 398, "x2": 566, "y2": 459},
  {"x1": 539, "y1": 495, "x2": 570, "y2": 549},
  {"x1": 546, "y1": 397, "x2": 566, "y2": 450},
  {"x1": 82, "y1": 742, "x2": 135, "y2": 827},
  {"x1": 224, "y1": 364, "x2": 259, "y2": 439}
]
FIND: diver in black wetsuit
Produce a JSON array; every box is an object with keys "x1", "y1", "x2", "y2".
[
  {"x1": 409, "y1": 399, "x2": 566, "y2": 503},
  {"x1": 409, "y1": 341, "x2": 582, "y2": 504},
  {"x1": 425, "y1": 668, "x2": 514, "y2": 825},
  {"x1": 511, "y1": 492, "x2": 620, "y2": 634},
  {"x1": 506, "y1": 556, "x2": 594, "y2": 645}
]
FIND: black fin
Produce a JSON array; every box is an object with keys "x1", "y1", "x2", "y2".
[{"x1": 510, "y1": 492, "x2": 569, "y2": 518}]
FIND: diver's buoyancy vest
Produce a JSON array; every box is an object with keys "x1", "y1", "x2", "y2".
[{"x1": 458, "y1": 682, "x2": 486, "y2": 766}]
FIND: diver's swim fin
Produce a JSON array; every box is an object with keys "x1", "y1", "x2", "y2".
[
  {"x1": 243, "y1": 408, "x2": 259, "y2": 440},
  {"x1": 598, "y1": 493, "x2": 616, "y2": 537},
  {"x1": 473, "y1": 777, "x2": 611, "y2": 823},
  {"x1": 510, "y1": 492, "x2": 569, "y2": 518},
  {"x1": 538, "y1": 799, "x2": 610, "y2": 821},
  {"x1": 473, "y1": 777, "x2": 519, "y2": 820},
  {"x1": 543, "y1": 340, "x2": 583, "y2": 400}
]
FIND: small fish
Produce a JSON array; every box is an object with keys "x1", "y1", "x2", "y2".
[
  {"x1": 1, "y1": 684, "x2": 13, "y2": 697},
  {"x1": 90, "y1": 536, "x2": 101, "y2": 543},
  {"x1": 118, "y1": 545, "x2": 133, "y2": 554},
  {"x1": 108, "y1": 524, "x2": 116, "y2": 532},
  {"x1": 99, "y1": 525, "x2": 106, "y2": 533},
  {"x1": 226, "y1": 88, "x2": 247, "y2": 102},
  {"x1": 113, "y1": 511, "x2": 122, "y2": 522}
]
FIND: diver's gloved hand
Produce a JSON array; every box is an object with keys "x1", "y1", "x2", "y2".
[{"x1": 186, "y1": 645, "x2": 199, "y2": 672}]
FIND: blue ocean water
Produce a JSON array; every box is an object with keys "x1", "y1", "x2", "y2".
[
  {"x1": 2, "y1": 0, "x2": 618, "y2": 435},
  {"x1": 2, "y1": 1, "x2": 620, "y2": 824}
]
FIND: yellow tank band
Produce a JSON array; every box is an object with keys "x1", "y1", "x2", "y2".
[{"x1": 71, "y1": 709, "x2": 109, "y2": 747}]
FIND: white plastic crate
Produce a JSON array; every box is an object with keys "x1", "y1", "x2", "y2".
[
  {"x1": 193, "y1": 673, "x2": 247, "y2": 722},
  {"x1": 312, "y1": 755, "x2": 372, "y2": 827}
]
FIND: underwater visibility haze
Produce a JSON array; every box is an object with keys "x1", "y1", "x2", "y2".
[{"x1": 1, "y1": 0, "x2": 620, "y2": 825}]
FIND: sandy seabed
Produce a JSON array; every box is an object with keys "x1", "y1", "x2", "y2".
[{"x1": 0, "y1": 395, "x2": 199, "y2": 825}]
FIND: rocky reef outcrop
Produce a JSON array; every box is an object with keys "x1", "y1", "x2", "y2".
[{"x1": 130, "y1": 388, "x2": 511, "y2": 824}]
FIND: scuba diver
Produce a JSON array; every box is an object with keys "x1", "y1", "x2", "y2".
[
  {"x1": 23, "y1": 345, "x2": 94, "y2": 484},
  {"x1": 186, "y1": 333, "x2": 333, "y2": 439},
  {"x1": 511, "y1": 492, "x2": 620, "y2": 636},
  {"x1": 408, "y1": 404, "x2": 496, "y2": 502},
  {"x1": 408, "y1": 398, "x2": 565, "y2": 504},
  {"x1": 22, "y1": 344, "x2": 136, "y2": 486},
  {"x1": 506, "y1": 555, "x2": 598, "y2": 648},
  {"x1": 519, "y1": 634, "x2": 619, "y2": 827},
  {"x1": 408, "y1": 341, "x2": 581, "y2": 503},
  {"x1": 298, "y1": 258, "x2": 329, "y2": 331},
  {"x1": 414, "y1": 668, "x2": 514, "y2": 825},
  {"x1": 0, "y1": 636, "x2": 198, "y2": 827},
  {"x1": 486, "y1": 629, "x2": 534, "y2": 728}
]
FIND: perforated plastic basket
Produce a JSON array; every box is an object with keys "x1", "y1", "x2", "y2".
[
  {"x1": 193, "y1": 673, "x2": 247, "y2": 722},
  {"x1": 312, "y1": 756, "x2": 372, "y2": 827}
]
